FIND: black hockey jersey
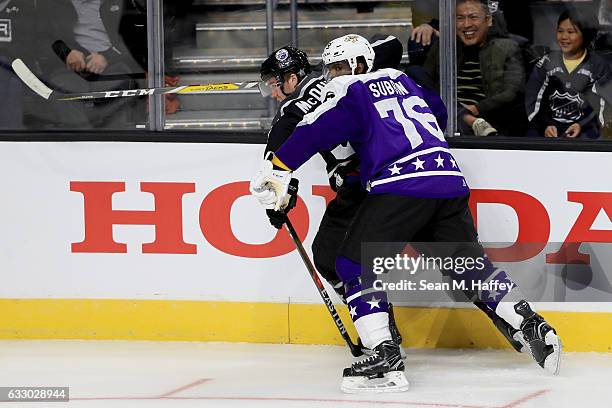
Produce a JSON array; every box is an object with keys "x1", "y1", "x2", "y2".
[
  {"x1": 0, "y1": 0, "x2": 38, "y2": 64},
  {"x1": 265, "y1": 35, "x2": 405, "y2": 190},
  {"x1": 265, "y1": 66, "x2": 360, "y2": 191},
  {"x1": 265, "y1": 69, "x2": 328, "y2": 154},
  {"x1": 526, "y1": 51, "x2": 610, "y2": 132}
]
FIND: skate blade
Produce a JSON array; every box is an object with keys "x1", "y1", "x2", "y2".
[
  {"x1": 341, "y1": 371, "x2": 409, "y2": 394},
  {"x1": 543, "y1": 330, "x2": 562, "y2": 375},
  {"x1": 400, "y1": 346, "x2": 407, "y2": 360}
]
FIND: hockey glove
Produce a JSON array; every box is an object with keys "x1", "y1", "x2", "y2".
[
  {"x1": 266, "y1": 178, "x2": 299, "y2": 229},
  {"x1": 249, "y1": 159, "x2": 293, "y2": 211}
]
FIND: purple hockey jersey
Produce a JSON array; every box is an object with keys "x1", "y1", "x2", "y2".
[{"x1": 275, "y1": 68, "x2": 469, "y2": 198}]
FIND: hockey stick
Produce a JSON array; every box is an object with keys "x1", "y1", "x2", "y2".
[
  {"x1": 283, "y1": 215, "x2": 363, "y2": 357},
  {"x1": 11, "y1": 58, "x2": 260, "y2": 101}
]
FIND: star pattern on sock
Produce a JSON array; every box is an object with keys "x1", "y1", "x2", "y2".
[{"x1": 366, "y1": 296, "x2": 381, "y2": 310}]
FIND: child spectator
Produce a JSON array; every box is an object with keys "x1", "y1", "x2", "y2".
[{"x1": 526, "y1": 9, "x2": 610, "y2": 139}]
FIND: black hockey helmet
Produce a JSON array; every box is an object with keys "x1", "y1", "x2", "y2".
[{"x1": 259, "y1": 46, "x2": 311, "y2": 96}]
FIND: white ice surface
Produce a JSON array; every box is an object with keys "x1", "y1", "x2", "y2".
[{"x1": 1, "y1": 341, "x2": 611, "y2": 408}]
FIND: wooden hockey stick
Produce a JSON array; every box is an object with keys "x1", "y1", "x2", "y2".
[
  {"x1": 11, "y1": 58, "x2": 260, "y2": 101},
  {"x1": 284, "y1": 214, "x2": 363, "y2": 357}
]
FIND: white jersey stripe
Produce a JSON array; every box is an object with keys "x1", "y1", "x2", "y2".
[
  {"x1": 371, "y1": 170, "x2": 464, "y2": 187},
  {"x1": 279, "y1": 75, "x2": 325, "y2": 117},
  {"x1": 297, "y1": 68, "x2": 405, "y2": 127},
  {"x1": 392, "y1": 146, "x2": 452, "y2": 165},
  {"x1": 528, "y1": 75, "x2": 549, "y2": 121}
]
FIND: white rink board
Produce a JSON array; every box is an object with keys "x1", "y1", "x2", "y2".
[{"x1": 0, "y1": 142, "x2": 611, "y2": 312}]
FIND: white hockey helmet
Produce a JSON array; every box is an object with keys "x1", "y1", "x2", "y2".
[{"x1": 322, "y1": 34, "x2": 375, "y2": 75}]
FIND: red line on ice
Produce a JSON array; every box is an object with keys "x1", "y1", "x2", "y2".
[
  {"x1": 500, "y1": 389, "x2": 549, "y2": 408},
  {"x1": 72, "y1": 378, "x2": 555, "y2": 408},
  {"x1": 157, "y1": 378, "x2": 211, "y2": 397},
  {"x1": 71, "y1": 394, "x2": 494, "y2": 408}
]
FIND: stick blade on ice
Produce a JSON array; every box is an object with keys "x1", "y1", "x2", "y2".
[{"x1": 11, "y1": 59, "x2": 54, "y2": 100}]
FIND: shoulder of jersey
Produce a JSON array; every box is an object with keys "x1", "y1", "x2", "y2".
[{"x1": 279, "y1": 74, "x2": 327, "y2": 116}]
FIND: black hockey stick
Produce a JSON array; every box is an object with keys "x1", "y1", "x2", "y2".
[
  {"x1": 11, "y1": 58, "x2": 260, "y2": 101},
  {"x1": 283, "y1": 215, "x2": 363, "y2": 357}
]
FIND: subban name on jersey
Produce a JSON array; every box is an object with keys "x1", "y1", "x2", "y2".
[{"x1": 368, "y1": 80, "x2": 409, "y2": 98}]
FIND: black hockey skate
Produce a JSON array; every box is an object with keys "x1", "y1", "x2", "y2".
[
  {"x1": 357, "y1": 303, "x2": 406, "y2": 359},
  {"x1": 388, "y1": 303, "x2": 403, "y2": 347},
  {"x1": 493, "y1": 314, "x2": 529, "y2": 354},
  {"x1": 515, "y1": 300, "x2": 562, "y2": 375},
  {"x1": 474, "y1": 301, "x2": 528, "y2": 353},
  {"x1": 341, "y1": 340, "x2": 409, "y2": 393}
]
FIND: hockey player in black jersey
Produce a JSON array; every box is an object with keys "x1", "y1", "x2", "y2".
[
  {"x1": 252, "y1": 33, "x2": 562, "y2": 393},
  {"x1": 254, "y1": 39, "x2": 406, "y2": 353},
  {"x1": 526, "y1": 9, "x2": 611, "y2": 139},
  {"x1": 254, "y1": 38, "x2": 531, "y2": 358}
]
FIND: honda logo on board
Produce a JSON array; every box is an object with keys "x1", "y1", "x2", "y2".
[{"x1": 70, "y1": 181, "x2": 612, "y2": 264}]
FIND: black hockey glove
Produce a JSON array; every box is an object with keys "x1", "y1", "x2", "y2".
[{"x1": 266, "y1": 178, "x2": 299, "y2": 229}]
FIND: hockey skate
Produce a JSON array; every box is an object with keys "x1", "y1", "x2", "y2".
[
  {"x1": 475, "y1": 302, "x2": 529, "y2": 353},
  {"x1": 357, "y1": 304, "x2": 406, "y2": 359},
  {"x1": 494, "y1": 315, "x2": 529, "y2": 354},
  {"x1": 341, "y1": 340, "x2": 409, "y2": 393},
  {"x1": 515, "y1": 300, "x2": 562, "y2": 375}
]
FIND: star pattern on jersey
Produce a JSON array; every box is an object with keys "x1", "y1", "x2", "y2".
[
  {"x1": 349, "y1": 305, "x2": 357, "y2": 318},
  {"x1": 412, "y1": 157, "x2": 425, "y2": 171},
  {"x1": 388, "y1": 164, "x2": 402, "y2": 175},
  {"x1": 488, "y1": 288, "x2": 501, "y2": 302},
  {"x1": 380, "y1": 152, "x2": 460, "y2": 179},
  {"x1": 366, "y1": 296, "x2": 381, "y2": 310}
]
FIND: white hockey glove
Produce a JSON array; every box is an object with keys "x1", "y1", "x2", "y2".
[{"x1": 249, "y1": 159, "x2": 293, "y2": 211}]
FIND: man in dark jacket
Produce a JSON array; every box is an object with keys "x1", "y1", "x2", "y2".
[
  {"x1": 38, "y1": 0, "x2": 146, "y2": 128},
  {"x1": 423, "y1": 0, "x2": 527, "y2": 136}
]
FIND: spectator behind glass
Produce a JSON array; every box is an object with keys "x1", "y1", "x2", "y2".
[
  {"x1": 37, "y1": 0, "x2": 146, "y2": 129},
  {"x1": 421, "y1": 0, "x2": 527, "y2": 137},
  {"x1": 600, "y1": 0, "x2": 612, "y2": 27},
  {"x1": 0, "y1": 0, "x2": 37, "y2": 129},
  {"x1": 525, "y1": 9, "x2": 610, "y2": 139},
  {"x1": 408, "y1": 1, "x2": 534, "y2": 53},
  {"x1": 594, "y1": 0, "x2": 612, "y2": 63},
  {"x1": 594, "y1": 0, "x2": 612, "y2": 138}
]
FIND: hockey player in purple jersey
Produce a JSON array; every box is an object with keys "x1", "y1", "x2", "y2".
[
  {"x1": 254, "y1": 40, "x2": 406, "y2": 355},
  {"x1": 251, "y1": 34, "x2": 562, "y2": 392}
]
